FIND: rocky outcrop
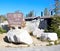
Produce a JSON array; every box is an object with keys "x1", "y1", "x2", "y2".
[{"x1": 7, "y1": 29, "x2": 33, "y2": 45}]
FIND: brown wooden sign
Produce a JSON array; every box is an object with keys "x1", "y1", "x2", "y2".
[{"x1": 7, "y1": 12, "x2": 24, "y2": 27}]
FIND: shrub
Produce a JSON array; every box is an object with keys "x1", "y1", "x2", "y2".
[
  {"x1": 54, "y1": 40, "x2": 58, "y2": 45},
  {"x1": 46, "y1": 16, "x2": 60, "y2": 38},
  {"x1": 56, "y1": 29, "x2": 60, "y2": 38},
  {"x1": 44, "y1": 29, "x2": 49, "y2": 32},
  {"x1": 0, "y1": 27, "x2": 7, "y2": 34},
  {"x1": 46, "y1": 42, "x2": 53, "y2": 46}
]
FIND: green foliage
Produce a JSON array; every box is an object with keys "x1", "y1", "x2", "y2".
[
  {"x1": 46, "y1": 16, "x2": 60, "y2": 38},
  {"x1": 44, "y1": 8, "x2": 50, "y2": 16},
  {"x1": 56, "y1": 29, "x2": 60, "y2": 38},
  {"x1": 54, "y1": 0, "x2": 60, "y2": 15},
  {"x1": 54, "y1": 40, "x2": 58, "y2": 45},
  {"x1": 46, "y1": 42, "x2": 53, "y2": 46},
  {"x1": 26, "y1": 10, "x2": 34, "y2": 17},
  {"x1": 44, "y1": 29, "x2": 49, "y2": 32},
  {"x1": 0, "y1": 15, "x2": 7, "y2": 23},
  {"x1": 0, "y1": 27, "x2": 7, "y2": 34}
]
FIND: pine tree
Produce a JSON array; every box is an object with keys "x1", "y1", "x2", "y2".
[
  {"x1": 26, "y1": 11, "x2": 34, "y2": 17},
  {"x1": 44, "y1": 8, "x2": 50, "y2": 16},
  {"x1": 54, "y1": 0, "x2": 60, "y2": 15}
]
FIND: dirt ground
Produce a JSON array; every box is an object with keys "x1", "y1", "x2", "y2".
[{"x1": 0, "y1": 33, "x2": 48, "y2": 48}]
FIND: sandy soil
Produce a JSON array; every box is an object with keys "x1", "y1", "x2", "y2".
[{"x1": 0, "y1": 33, "x2": 48, "y2": 48}]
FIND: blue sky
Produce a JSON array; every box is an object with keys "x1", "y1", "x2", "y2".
[{"x1": 0, "y1": 0, "x2": 54, "y2": 16}]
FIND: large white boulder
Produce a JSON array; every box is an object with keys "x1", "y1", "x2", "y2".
[
  {"x1": 24, "y1": 22, "x2": 35, "y2": 33},
  {"x1": 33, "y1": 28, "x2": 44, "y2": 37},
  {"x1": 24, "y1": 20, "x2": 40, "y2": 33},
  {"x1": 33, "y1": 28, "x2": 58, "y2": 41},
  {"x1": 41, "y1": 33, "x2": 58, "y2": 41},
  {"x1": 7, "y1": 29, "x2": 33, "y2": 45},
  {"x1": 47, "y1": 33, "x2": 58, "y2": 41}
]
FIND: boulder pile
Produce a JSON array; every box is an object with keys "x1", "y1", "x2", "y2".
[{"x1": 33, "y1": 28, "x2": 58, "y2": 41}]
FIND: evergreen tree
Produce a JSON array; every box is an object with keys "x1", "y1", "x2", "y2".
[
  {"x1": 41, "y1": 11, "x2": 43, "y2": 16},
  {"x1": 47, "y1": 16, "x2": 60, "y2": 38},
  {"x1": 54, "y1": 0, "x2": 60, "y2": 15},
  {"x1": 26, "y1": 11, "x2": 34, "y2": 17},
  {"x1": 44, "y1": 8, "x2": 50, "y2": 16}
]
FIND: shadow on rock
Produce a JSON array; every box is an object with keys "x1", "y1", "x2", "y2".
[
  {"x1": 3, "y1": 36, "x2": 11, "y2": 43},
  {"x1": 3, "y1": 36, "x2": 26, "y2": 45}
]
